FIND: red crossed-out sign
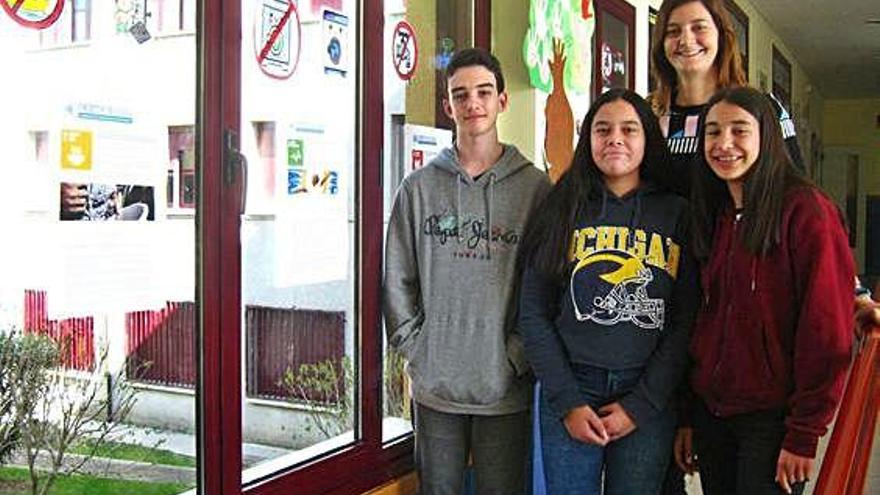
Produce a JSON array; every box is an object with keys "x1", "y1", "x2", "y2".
[
  {"x1": 255, "y1": 0, "x2": 302, "y2": 80},
  {"x1": 392, "y1": 20, "x2": 418, "y2": 81},
  {"x1": 1, "y1": 0, "x2": 65, "y2": 29}
]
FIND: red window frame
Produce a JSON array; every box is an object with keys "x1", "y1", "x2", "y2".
[{"x1": 200, "y1": 1, "x2": 413, "y2": 494}]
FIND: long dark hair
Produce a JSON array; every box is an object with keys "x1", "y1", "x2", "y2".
[
  {"x1": 650, "y1": 0, "x2": 747, "y2": 116},
  {"x1": 520, "y1": 89, "x2": 673, "y2": 279},
  {"x1": 691, "y1": 86, "x2": 809, "y2": 260}
]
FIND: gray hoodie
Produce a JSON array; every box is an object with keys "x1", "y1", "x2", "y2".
[{"x1": 383, "y1": 144, "x2": 551, "y2": 415}]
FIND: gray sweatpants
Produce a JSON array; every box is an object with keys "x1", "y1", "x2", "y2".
[{"x1": 414, "y1": 402, "x2": 529, "y2": 495}]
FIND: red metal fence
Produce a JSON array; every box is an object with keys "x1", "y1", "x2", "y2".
[
  {"x1": 23, "y1": 290, "x2": 95, "y2": 371},
  {"x1": 126, "y1": 302, "x2": 197, "y2": 388},
  {"x1": 246, "y1": 306, "x2": 346, "y2": 402},
  {"x1": 23, "y1": 290, "x2": 345, "y2": 401}
]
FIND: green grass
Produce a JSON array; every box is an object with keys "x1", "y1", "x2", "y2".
[
  {"x1": 70, "y1": 440, "x2": 196, "y2": 468},
  {"x1": 0, "y1": 467, "x2": 191, "y2": 495}
]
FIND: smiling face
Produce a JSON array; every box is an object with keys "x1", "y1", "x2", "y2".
[
  {"x1": 704, "y1": 101, "x2": 760, "y2": 201},
  {"x1": 590, "y1": 99, "x2": 645, "y2": 196},
  {"x1": 443, "y1": 65, "x2": 508, "y2": 139},
  {"x1": 663, "y1": 1, "x2": 719, "y2": 78}
]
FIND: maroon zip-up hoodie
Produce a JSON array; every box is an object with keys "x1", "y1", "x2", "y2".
[{"x1": 689, "y1": 187, "x2": 854, "y2": 457}]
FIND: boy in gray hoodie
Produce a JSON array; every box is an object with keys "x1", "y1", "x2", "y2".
[{"x1": 383, "y1": 48, "x2": 550, "y2": 495}]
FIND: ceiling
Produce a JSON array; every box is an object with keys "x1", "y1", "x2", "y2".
[{"x1": 748, "y1": 0, "x2": 880, "y2": 99}]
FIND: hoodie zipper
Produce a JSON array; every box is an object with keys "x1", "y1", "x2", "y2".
[{"x1": 709, "y1": 212, "x2": 739, "y2": 414}]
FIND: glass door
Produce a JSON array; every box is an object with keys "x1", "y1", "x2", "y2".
[
  {"x1": 206, "y1": 1, "x2": 411, "y2": 493},
  {"x1": 238, "y1": 0, "x2": 360, "y2": 480},
  {"x1": 0, "y1": 1, "x2": 198, "y2": 494}
]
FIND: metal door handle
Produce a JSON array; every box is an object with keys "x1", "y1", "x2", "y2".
[{"x1": 223, "y1": 128, "x2": 248, "y2": 214}]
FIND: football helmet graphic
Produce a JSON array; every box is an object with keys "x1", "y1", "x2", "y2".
[{"x1": 570, "y1": 250, "x2": 665, "y2": 330}]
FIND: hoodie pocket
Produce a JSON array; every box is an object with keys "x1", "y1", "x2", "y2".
[
  {"x1": 408, "y1": 316, "x2": 514, "y2": 406},
  {"x1": 714, "y1": 312, "x2": 779, "y2": 403}
]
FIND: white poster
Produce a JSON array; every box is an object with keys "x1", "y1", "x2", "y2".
[
  {"x1": 42, "y1": 102, "x2": 169, "y2": 317},
  {"x1": 57, "y1": 102, "x2": 163, "y2": 222},
  {"x1": 275, "y1": 122, "x2": 349, "y2": 286},
  {"x1": 404, "y1": 124, "x2": 452, "y2": 175}
]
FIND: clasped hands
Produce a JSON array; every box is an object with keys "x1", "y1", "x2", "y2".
[{"x1": 563, "y1": 402, "x2": 635, "y2": 446}]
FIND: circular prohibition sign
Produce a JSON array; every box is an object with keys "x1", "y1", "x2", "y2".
[
  {"x1": 254, "y1": 0, "x2": 302, "y2": 80},
  {"x1": 1, "y1": 0, "x2": 65, "y2": 30},
  {"x1": 392, "y1": 20, "x2": 418, "y2": 81}
]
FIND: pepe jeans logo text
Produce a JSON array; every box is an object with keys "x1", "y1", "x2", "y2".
[{"x1": 422, "y1": 214, "x2": 520, "y2": 249}]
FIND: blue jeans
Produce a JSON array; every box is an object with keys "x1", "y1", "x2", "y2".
[{"x1": 536, "y1": 364, "x2": 675, "y2": 495}]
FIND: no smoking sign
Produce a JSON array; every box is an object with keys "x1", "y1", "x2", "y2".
[
  {"x1": 255, "y1": 0, "x2": 302, "y2": 80},
  {"x1": 1, "y1": 0, "x2": 64, "y2": 29},
  {"x1": 392, "y1": 20, "x2": 418, "y2": 81}
]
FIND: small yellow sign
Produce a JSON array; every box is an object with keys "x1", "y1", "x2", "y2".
[
  {"x1": 5, "y1": 0, "x2": 49, "y2": 11},
  {"x1": 61, "y1": 129, "x2": 93, "y2": 171}
]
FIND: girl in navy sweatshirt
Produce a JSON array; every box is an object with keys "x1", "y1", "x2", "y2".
[
  {"x1": 680, "y1": 86, "x2": 854, "y2": 495},
  {"x1": 519, "y1": 89, "x2": 698, "y2": 494}
]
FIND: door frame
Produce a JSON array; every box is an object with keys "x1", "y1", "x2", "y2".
[
  {"x1": 198, "y1": 0, "x2": 243, "y2": 493},
  {"x1": 198, "y1": 1, "x2": 413, "y2": 493}
]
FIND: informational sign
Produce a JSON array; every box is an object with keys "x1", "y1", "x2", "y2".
[
  {"x1": 57, "y1": 102, "x2": 162, "y2": 223},
  {"x1": 40, "y1": 102, "x2": 168, "y2": 317},
  {"x1": 255, "y1": 0, "x2": 302, "y2": 79},
  {"x1": 285, "y1": 124, "x2": 340, "y2": 196},
  {"x1": 322, "y1": 10, "x2": 349, "y2": 76},
  {"x1": 403, "y1": 124, "x2": 452, "y2": 176},
  {"x1": 391, "y1": 20, "x2": 418, "y2": 81},
  {"x1": 276, "y1": 122, "x2": 348, "y2": 286},
  {"x1": 1, "y1": 0, "x2": 63, "y2": 29}
]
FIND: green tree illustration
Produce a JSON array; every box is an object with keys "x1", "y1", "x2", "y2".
[{"x1": 523, "y1": 0, "x2": 595, "y2": 95}]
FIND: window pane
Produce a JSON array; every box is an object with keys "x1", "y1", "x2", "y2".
[
  {"x1": 600, "y1": 12, "x2": 629, "y2": 93},
  {"x1": 1, "y1": 3, "x2": 197, "y2": 493},
  {"x1": 239, "y1": 0, "x2": 359, "y2": 483},
  {"x1": 380, "y1": 0, "x2": 473, "y2": 443}
]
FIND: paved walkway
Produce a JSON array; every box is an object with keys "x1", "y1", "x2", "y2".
[
  {"x1": 6, "y1": 422, "x2": 289, "y2": 489},
  {"x1": 106, "y1": 423, "x2": 289, "y2": 467}
]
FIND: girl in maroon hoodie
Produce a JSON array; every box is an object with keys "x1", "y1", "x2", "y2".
[{"x1": 678, "y1": 86, "x2": 854, "y2": 495}]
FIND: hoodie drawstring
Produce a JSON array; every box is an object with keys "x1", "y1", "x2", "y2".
[
  {"x1": 456, "y1": 174, "x2": 464, "y2": 243},
  {"x1": 486, "y1": 173, "x2": 496, "y2": 260},
  {"x1": 454, "y1": 171, "x2": 497, "y2": 259},
  {"x1": 629, "y1": 190, "x2": 643, "y2": 250}
]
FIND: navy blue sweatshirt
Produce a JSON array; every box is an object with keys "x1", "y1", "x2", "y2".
[{"x1": 519, "y1": 184, "x2": 699, "y2": 425}]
